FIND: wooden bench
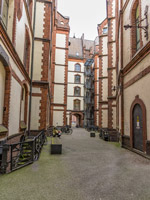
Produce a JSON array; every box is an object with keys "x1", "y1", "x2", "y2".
[{"x1": 50, "y1": 137, "x2": 62, "y2": 154}]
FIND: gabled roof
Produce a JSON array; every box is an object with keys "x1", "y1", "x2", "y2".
[{"x1": 69, "y1": 37, "x2": 83, "y2": 59}]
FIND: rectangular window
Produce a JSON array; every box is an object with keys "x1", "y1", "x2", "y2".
[{"x1": 103, "y1": 27, "x2": 108, "y2": 34}]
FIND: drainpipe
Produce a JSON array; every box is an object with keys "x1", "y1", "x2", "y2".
[
  {"x1": 49, "y1": 1, "x2": 54, "y2": 127},
  {"x1": 28, "y1": 0, "x2": 37, "y2": 135}
]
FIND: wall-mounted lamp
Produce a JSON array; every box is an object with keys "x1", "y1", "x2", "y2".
[
  {"x1": 112, "y1": 85, "x2": 122, "y2": 92},
  {"x1": 124, "y1": 6, "x2": 149, "y2": 40}
]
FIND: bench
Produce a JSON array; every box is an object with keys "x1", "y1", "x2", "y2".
[{"x1": 50, "y1": 137, "x2": 62, "y2": 154}]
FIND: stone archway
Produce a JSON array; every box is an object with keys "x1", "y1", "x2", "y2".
[{"x1": 70, "y1": 112, "x2": 84, "y2": 127}]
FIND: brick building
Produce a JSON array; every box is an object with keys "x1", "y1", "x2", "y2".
[
  {"x1": 117, "y1": 0, "x2": 150, "y2": 155},
  {"x1": 98, "y1": 0, "x2": 150, "y2": 156},
  {"x1": 97, "y1": 0, "x2": 117, "y2": 140},
  {"x1": 0, "y1": 0, "x2": 65, "y2": 152}
]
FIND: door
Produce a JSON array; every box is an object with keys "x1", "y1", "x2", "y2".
[{"x1": 133, "y1": 104, "x2": 143, "y2": 151}]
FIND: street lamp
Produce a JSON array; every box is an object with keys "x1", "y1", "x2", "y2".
[{"x1": 124, "y1": 6, "x2": 149, "y2": 40}]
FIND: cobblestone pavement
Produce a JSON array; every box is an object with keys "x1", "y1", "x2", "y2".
[{"x1": 1, "y1": 128, "x2": 150, "y2": 200}]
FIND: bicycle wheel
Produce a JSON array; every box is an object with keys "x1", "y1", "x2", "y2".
[{"x1": 69, "y1": 128, "x2": 73, "y2": 134}]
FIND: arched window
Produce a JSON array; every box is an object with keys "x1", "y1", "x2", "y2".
[
  {"x1": 131, "y1": 0, "x2": 141, "y2": 56},
  {"x1": 74, "y1": 100, "x2": 80, "y2": 111},
  {"x1": 74, "y1": 87, "x2": 81, "y2": 96},
  {"x1": 24, "y1": 26, "x2": 30, "y2": 73},
  {"x1": 20, "y1": 84, "x2": 28, "y2": 130},
  {"x1": 0, "y1": 62, "x2": 6, "y2": 124},
  {"x1": 135, "y1": 4, "x2": 140, "y2": 50},
  {"x1": 74, "y1": 74, "x2": 80, "y2": 83},
  {"x1": 75, "y1": 63, "x2": 81, "y2": 72}
]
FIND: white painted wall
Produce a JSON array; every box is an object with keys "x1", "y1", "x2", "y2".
[
  {"x1": 102, "y1": 110, "x2": 108, "y2": 128},
  {"x1": 30, "y1": 96, "x2": 41, "y2": 130},
  {"x1": 102, "y1": 79, "x2": 108, "y2": 101},
  {"x1": 54, "y1": 65, "x2": 65, "y2": 83},
  {"x1": 15, "y1": 4, "x2": 32, "y2": 65},
  {"x1": 35, "y1": 2, "x2": 45, "y2": 38},
  {"x1": 7, "y1": 0, "x2": 14, "y2": 41},
  {"x1": 102, "y1": 37, "x2": 108, "y2": 55},
  {"x1": 56, "y1": 34, "x2": 66, "y2": 48},
  {"x1": 54, "y1": 85, "x2": 64, "y2": 104},
  {"x1": 53, "y1": 111, "x2": 64, "y2": 126},
  {"x1": 9, "y1": 77, "x2": 21, "y2": 135},
  {"x1": 55, "y1": 49, "x2": 66, "y2": 65},
  {"x1": 102, "y1": 57, "x2": 108, "y2": 77},
  {"x1": 33, "y1": 41, "x2": 43, "y2": 80},
  {"x1": 0, "y1": 62, "x2": 6, "y2": 124}
]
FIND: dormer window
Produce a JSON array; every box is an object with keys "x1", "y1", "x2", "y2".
[{"x1": 103, "y1": 27, "x2": 108, "y2": 34}]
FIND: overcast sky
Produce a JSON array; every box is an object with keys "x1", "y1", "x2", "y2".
[{"x1": 57, "y1": 0, "x2": 107, "y2": 41}]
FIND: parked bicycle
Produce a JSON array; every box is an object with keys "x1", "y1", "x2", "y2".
[{"x1": 61, "y1": 125, "x2": 73, "y2": 135}]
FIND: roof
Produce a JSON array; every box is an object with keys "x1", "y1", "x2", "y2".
[
  {"x1": 83, "y1": 39, "x2": 94, "y2": 51},
  {"x1": 69, "y1": 37, "x2": 83, "y2": 58}
]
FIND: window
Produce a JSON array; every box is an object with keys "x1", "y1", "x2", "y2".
[
  {"x1": 135, "y1": 4, "x2": 140, "y2": 50},
  {"x1": 75, "y1": 75, "x2": 80, "y2": 83},
  {"x1": 74, "y1": 100, "x2": 80, "y2": 111},
  {"x1": 75, "y1": 63, "x2": 81, "y2": 72},
  {"x1": 0, "y1": 62, "x2": 6, "y2": 124},
  {"x1": 103, "y1": 27, "x2": 108, "y2": 34},
  {"x1": 131, "y1": 1, "x2": 141, "y2": 56},
  {"x1": 27, "y1": 0, "x2": 32, "y2": 19},
  {"x1": 1, "y1": 0, "x2": 9, "y2": 28},
  {"x1": 74, "y1": 87, "x2": 81, "y2": 96},
  {"x1": 20, "y1": 85, "x2": 28, "y2": 130},
  {"x1": 24, "y1": 27, "x2": 30, "y2": 73}
]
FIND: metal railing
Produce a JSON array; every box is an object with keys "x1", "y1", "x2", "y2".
[{"x1": 0, "y1": 130, "x2": 46, "y2": 174}]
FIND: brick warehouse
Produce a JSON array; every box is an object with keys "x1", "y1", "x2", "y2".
[{"x1": 0, "y1": 0, "x2": 150, "y2": 173}]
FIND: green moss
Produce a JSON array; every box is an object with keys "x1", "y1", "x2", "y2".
[
  {"x1": 0, "y1": 138, "x2": 70, "y2": 200},
  {"x1": 109, "y1": 142, "x2": 121, "y2": 148}
]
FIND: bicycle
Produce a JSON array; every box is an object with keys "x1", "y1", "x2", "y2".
[{"x1": 61, "y1": 126, "x2": 73, "y2": 135}]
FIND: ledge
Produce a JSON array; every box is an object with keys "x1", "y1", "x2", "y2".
[{"x1": 0, "y1": 125, "x2": 8, "y2": 133}]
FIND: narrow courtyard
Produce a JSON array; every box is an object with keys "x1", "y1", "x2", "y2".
[{"x1": 1, "y1": 128, "x2": 150, "y2": 200}]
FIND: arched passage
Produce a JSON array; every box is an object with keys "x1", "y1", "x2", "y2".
[{"x1": 70, "y1": 112, "x2": 84, "y2": 127}]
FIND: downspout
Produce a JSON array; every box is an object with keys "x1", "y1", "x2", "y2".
[
  {"x1": 49, "y1": 1, "x2": 54, "y2": 126},
  {"x1": 28, "y1": 0, "x2": 37, "y2": 135}
]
